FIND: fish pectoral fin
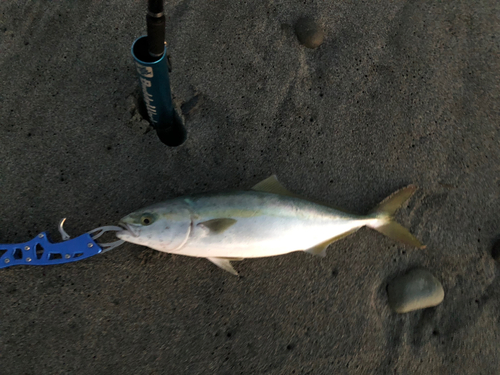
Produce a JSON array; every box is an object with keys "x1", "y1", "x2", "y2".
[
  {"x1": 198, "y1": 218, "x2": 237, "y2": 234},
  {"x1": 251, "y1": 175, "x2": 300, "y2": 198},
  {"x1": 207, "y1": 257, "x2": 239, "y2": 275},
  {"x1": 305, "y1": 229, "x2": 359, "y2": 257}
]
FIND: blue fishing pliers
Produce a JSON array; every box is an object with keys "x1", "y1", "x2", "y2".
[{"x1": 0, "y1": 219, "x2": 124, "y2": 269}]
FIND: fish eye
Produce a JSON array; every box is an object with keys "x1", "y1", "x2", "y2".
[{"x1": 140, "y1": 213, "x2": 155, "y2": 226}]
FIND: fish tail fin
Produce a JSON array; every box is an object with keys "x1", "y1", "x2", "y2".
[{"x1": 367, "y1": 185, "x2": 426, "y2": 249}]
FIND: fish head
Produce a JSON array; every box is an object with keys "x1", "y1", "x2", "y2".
[{"x1": 116, "y1": 201, "x2": 192, "y2": 251}]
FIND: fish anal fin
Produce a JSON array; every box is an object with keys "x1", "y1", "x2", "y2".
[
  {"x1": 305, "y1": 228, "x2": 359, "y2": 257},
  {"x1": 207, "y1": 257, "x2": 239, "y2": 275},
  {"x1": 198, "y1": 218, "x2": 237, "y2": 234},
  {"x1": 251, "y1": 175, "x2": 300, "y2": 198},
  {"x1": 305, "y1": 242, "x2": 329, "y2": 258}
]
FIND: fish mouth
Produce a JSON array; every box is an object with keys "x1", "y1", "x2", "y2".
[{"x1": 118, "y1": 222, "x2": 140, "y2": 238}]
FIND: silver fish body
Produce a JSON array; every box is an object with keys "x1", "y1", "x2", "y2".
[{"x1": 116, "y1": 176, "x2": 424, "y2": 275}]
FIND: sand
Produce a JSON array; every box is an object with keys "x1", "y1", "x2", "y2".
[{"x1": 0, "y1": 1, "x2": 499, "y2": 374}]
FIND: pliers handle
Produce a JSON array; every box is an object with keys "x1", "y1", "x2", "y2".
[{"x1": 0, "y1": 219, "x2": 124, "y2": 269}]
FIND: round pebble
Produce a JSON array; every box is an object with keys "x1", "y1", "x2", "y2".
[
  {"x1": 295, "y1": 17, "x2": 324, "y2": 49},
  {"x1": 387, "y1": 268, "x2": 444, "y2": 313}
]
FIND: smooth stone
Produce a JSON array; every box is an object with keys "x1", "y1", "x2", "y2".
[
  {"x1": 387, "y1": 268, "x2": 444, "y2": 313},
  {"x1": 295, "y1": 17, "x2": 324, "y2": 49}
]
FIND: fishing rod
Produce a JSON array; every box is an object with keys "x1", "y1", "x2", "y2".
[{"x1": 131, "y1": 0, "x2": 186, "y2": 146}]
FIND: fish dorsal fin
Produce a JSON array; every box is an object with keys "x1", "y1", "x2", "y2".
[
  {"x1": 305, "y1": 228, "x2": 360, "y2": 257},
  {"x1": 207, "y1": 257, "x2": 239, "y2": 275},
  {"x1": 251, "y1": 175, "x2": 300, "y2": 198},
  {"x1": 198, "y1": 218, "x2": 237, "y2": 234}
]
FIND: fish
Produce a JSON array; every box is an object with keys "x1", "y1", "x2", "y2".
[{"x1": 116, "y1": 176, "x2": 425, "y2": 275}]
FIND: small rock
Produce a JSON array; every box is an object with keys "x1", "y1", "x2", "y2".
[
  {"x1": 295, "y1": 17, "x2": 324, "y2": 49},
  {"x1": 387, "y1": 268, "x2": 444, "y2": 313}
]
